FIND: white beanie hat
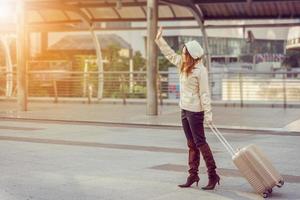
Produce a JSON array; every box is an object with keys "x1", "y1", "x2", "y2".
[{"x1": 184, "y1": 40, "x2": 204, "y2": 59}]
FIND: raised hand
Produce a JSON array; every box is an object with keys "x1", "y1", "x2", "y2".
[{"x1": 156, "y1": 26, "x2": 163, "y2": 40}]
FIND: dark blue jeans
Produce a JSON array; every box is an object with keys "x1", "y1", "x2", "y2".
[{"x1": 181, "y1": 109, "x2": 207, "y2": 148}]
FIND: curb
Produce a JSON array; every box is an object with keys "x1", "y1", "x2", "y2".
[
  {"x1": 1, "y1": 97, "x2": 300, "y2": 108},
  {"x1": 1, "y1": 116, "x2": 300, "y2": 136}
]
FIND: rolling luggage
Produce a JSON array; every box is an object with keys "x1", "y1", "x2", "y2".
[{"x1": 209, "y1": 124, "x2": 284, "y2": 198}]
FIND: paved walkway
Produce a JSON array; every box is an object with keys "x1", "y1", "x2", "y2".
[
  {"x1": 0, "y1": 100, "x2": 300, "y2": 132},
  {"x1": 0, "y1": 119, "x2": 299, "y2": 200}
]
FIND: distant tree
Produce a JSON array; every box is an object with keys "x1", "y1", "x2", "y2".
[
  {"x1": 103, "y1": 44, "x2": 120, "y2": 68},
  {"x1": 103, "y1": 44, "x2": 129, "y2": 71},
  {"x1": 132, "y1": 51, "x2": 146, "y2": 71}
]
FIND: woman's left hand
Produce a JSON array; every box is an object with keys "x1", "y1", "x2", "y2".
[
  {"x1": 156, "y1": 26, "x2": 163, "y2": 40},
  {"x1": 204, "y1": 112, "x2": 213, "y2": 125}
]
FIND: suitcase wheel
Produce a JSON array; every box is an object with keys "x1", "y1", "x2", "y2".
[
  {"x1": 277, "y1": 180, "x2": 284, "y2": 188},
  {"x1": 263, "y1": 189, "x2": 273, "y2": 198},
  {"x1": 263, "y1": 192, "x2": 269, "y2": 198},
  {"x1": 267, "y1": 189, "x2": 272, "y2": 194}
]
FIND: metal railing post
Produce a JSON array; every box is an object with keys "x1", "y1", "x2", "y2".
[
  {"x1": 88, "y1": 83, "x2": 93, "y2": 104},
  {"x1": 283, "y1": 73, "x2": 287, "y2": 109},
  {"x1": 239, "y1": 73, "x2": 244, "y2": 108},
  {"x1": 53, "y1": 79, "x2": 58, "y2": 103},
  {"x1": 157, "y1": 74, "x2": 163, "y2": 106},
  {"x1": 120, "y1": 75, "x2": 126, "y2": 105},
  {"x1": 2, "y1": 70, "x2": 298, "y2": 107}
]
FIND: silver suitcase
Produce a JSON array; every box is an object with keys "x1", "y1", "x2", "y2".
[{"x1": 209, "y1": 124, "x2": 284, "y2": 198}]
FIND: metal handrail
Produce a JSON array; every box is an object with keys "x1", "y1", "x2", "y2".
[{"x1": 0, "y1": 71, "x2": 299, "y2": 107}]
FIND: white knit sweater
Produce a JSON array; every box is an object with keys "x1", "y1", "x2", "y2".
[{"x1": 155, "y1": 36, "x2": 212, "y2": 119}]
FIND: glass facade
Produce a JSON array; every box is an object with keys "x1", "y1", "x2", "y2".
[{"x1": 162, "y1": 36, "x2": 285, "y2": 62}]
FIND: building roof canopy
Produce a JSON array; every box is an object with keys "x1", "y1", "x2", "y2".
[{"x1": 18, "y1": 0, "x2": 300, "y2": 25}]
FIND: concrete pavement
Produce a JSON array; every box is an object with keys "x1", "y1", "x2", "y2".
[
  {"x1": 0, "y1": 119, "x2": 300, "y2": 200},
  {"x1": 0, "y1": 101, "x2": 300, "y2": 133}
]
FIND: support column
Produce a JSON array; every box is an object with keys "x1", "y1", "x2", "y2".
[
  {"x1": 16, "y1": 1, "x2": 28, "y2": 111},
  {"x1": 187, "y1": 5, "x2": 214, "y2": 99},
  {"x1": 129, "y1": 49, "x2": 134, "y2": 93},
  {"x1": 200, "y1": 26, "x2": 211, "y2": 71},
  {"x1": 89, "y1": 28, "x2": 104, "y2": 100},
  {"x1": 53, "y1": 8, "x2": 103, "y2": 100},
  {"x1": 146, "y1": 0, "x2": 158, "y2": 115},
  {"x1": 41, "y1": 32, "x2": 48, "y2": 54},
  {"x1": 188, "y1": 5, "x2": 211, "y2": 71},
  {"x1": 0, "y1": 35, "x2": 13, "y2": 97}
]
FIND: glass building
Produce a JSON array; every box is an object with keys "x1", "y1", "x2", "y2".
[{"x1": 162, "y1": 36, "x2": 285, "y2": 64}]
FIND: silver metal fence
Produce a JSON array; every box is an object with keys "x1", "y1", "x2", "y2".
[
  {"x1": 210, "y1": 71, "x2": 300, "y2": 107},
  {"x1": 0, "y1": 70, "x2": 300, "y2": 107}
]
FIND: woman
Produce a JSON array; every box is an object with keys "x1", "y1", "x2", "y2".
[{"x1": 155, "y1": 27, "x2": 220, "y2": 190}]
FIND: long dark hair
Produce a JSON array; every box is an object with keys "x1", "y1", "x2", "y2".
[{"x1": 180, "y1": 47, "x2": 201, "y2": 76}]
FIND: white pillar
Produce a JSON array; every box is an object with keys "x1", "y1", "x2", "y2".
[
  {"x1": 188, "y1": 6, "x2": 211, "y2": 71},
  {"x1": 90, "y1": 28, "x2": 104, "y2": 100},
  {"x1": 1, "y1": 35, "x2": 13, "y2": 97},
  {"x1": 83, "y1": 59, "x2": 89, "y2": 97},
  {"x1": 129, "y1": 59, "x2": 134, "y2": 93},
  {"x1": 16, "y1": 1, "x2": 28, "y2": 111}
]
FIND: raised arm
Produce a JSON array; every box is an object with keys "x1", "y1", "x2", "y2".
[
  {"x1": 155, "y1": 27, "x2": 182, "y2": 67},
  {"x1": 198, "y1": 66, "x2": 213, "y2": 124}
]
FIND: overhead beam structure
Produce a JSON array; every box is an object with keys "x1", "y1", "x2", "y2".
[{"x1": 11, "y1": 0, "x2": 300, "y2": 114}]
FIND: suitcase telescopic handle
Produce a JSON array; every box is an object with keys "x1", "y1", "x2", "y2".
[{"x1": 209, "y1": 124, "x2": 236, "y2": 157}]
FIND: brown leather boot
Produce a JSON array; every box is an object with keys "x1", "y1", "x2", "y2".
[
  {"x1": 199, "y1": 143, "x2": 220, "y2": 190},
  {"x1": 178, "y1": 140, "x2": 200, "y2": 188}
]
